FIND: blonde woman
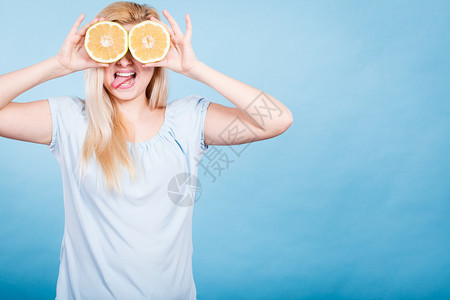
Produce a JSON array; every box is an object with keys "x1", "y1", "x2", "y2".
[{"x1": 0, "y1": 1, "x2": 292, "y2": 299}]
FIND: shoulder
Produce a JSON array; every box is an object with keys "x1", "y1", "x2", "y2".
[
  {"x1": 47, "y1": 95, "x2": 86, "y2": 132},
  {"x1": 47, "y1": 95, "x2": 85, "y2": 116},
  {"x1": 167, "y1": 94, "x2": 211, "y2": 118},
  {"x1": 165, "y1": 95, "x2": 212, "y2": 150},
  {"x1": 168, "y1": 94, "x2": 210, "y2": 109}
]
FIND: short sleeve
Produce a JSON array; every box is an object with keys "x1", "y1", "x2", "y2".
[
  {"x1": 196, "y1": 97, "x2": 212, "y2": 151},
  {"x1": 169, "y1": 95, "x2": 212, "y2": 157},
  {"x1": 47, "y1": 96, "x2": 86, "y2": 156}
]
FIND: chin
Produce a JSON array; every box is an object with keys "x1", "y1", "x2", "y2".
[{"x1": 108, "y1": 91, "x2": 143, "y2": 102}]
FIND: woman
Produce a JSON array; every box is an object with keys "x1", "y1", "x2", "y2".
[{"x1": 0, "y1": 1, "x2": 292, "y2": 299}]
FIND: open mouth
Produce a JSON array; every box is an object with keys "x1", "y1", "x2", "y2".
[{"x1": 112, "y1": 72, "x2": 137, "y2": 89}]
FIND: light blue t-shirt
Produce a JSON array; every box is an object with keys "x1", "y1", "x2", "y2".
[{"x1": 47, "y1": 94, "x2": 211, "y2": 300}]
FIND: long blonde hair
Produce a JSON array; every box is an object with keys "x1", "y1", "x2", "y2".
[{"x1": 81, "y1": 1, "x2": 168, "y2": 192}]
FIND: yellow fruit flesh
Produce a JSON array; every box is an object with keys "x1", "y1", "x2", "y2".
[
  {"x1": 129, "y1": 22, "x2": 170, "y2": 63},
  {"x1": 85, "y1": 22, "x2": 127, "y2": 62}
]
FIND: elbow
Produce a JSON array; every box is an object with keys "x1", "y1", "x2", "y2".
[
  {"x1": 266, "y1": 109, "x2": 293, "y2": 137},
  {"x1": 279, "y1": 109, "x2": 293, "y2": 134}
]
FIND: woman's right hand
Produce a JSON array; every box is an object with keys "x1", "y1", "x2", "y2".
[{"x1": 55, "y1": 13, "x2": 109, "y2": 74}]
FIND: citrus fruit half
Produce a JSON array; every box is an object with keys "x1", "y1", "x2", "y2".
[
  {"x1": 129, "y1": 21, "x2": 171, "y2": 64},
  {"x1": 84, "y1": 21, "x2": 128, "y2": 63}
]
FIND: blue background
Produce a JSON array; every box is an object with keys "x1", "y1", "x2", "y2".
[{"x1": 1, "y1": 0, "x2": 449, "y2": 299}]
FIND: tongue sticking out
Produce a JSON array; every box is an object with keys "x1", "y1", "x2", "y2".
[{"x1": 112, "y1": 75, "x2": 134, "y2": 89}]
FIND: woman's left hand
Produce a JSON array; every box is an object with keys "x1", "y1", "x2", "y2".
[{"x1": 143, "y1": 10, "x2": 200, "y2": 76}]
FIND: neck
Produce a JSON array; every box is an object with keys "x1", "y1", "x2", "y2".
[{"x1": 113, "y1": 94, "x2": 151, "y2": 122}]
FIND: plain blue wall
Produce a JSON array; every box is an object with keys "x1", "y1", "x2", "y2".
[{"x1": 1, "y1": 0, "x2": 449, "y2": 299}]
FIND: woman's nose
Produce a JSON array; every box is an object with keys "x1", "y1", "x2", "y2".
[{"x1": 116, "y1": 51, "x2": 133, "y2": 66}]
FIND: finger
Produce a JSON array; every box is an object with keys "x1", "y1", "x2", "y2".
[
  {"x1": 78, "y1": 17, "x2": 99, "y2": 36},
  {"x1": 185, "y1": 13, "x2": 192, "y2": 41},
  {"x1": 149, "y1": 15, "x2": 174, "y2": 37},
  {"x1": 142, "y1": 61, "x2": 165, "y2": 68},
  {"x1": 162, "y1": 9, "x2": 183, "y2": 36},
  {"x1": 70, "y1": 13, "x2": 86, "y2": 36},
  {"x1": 87, "y1": 62, "x2": 110, "y2": 69}
]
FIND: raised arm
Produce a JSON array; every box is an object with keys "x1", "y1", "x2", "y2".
[
  {"x1": 141, "y1": 10, "x2": 293, "y2": 146},
  {"x1": 0, "y1": 14, "x2": 108, "y2": 145}
]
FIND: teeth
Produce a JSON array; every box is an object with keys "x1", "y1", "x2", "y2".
[{"x1": 115, "y1": 72, "x2": 136, "y2": 77}]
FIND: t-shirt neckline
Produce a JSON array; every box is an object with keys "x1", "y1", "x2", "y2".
[{"x1": 126, "y1": 102, "x2": 171, "y2": 146}]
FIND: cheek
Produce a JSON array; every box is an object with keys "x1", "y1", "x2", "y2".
[
  {"x1": 140, "y1": 69, "x2": 155, "y2": 83},
  {"x1": 102, "y1": 69, "x2": 114, "y2": 86}
]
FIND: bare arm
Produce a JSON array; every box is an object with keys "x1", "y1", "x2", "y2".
[
  {"x1": 0, "y1": 14, "x2": 107, "y2": 145},
  {"x1": 0, "y1": 57, "x2": 69, "y2": 145},
  {"x1": 186, "y1": 62, "x2": 293, "y2": 146},
  {"x1": 143, "y1": 11, "x2": 293, "y2": 146}
]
